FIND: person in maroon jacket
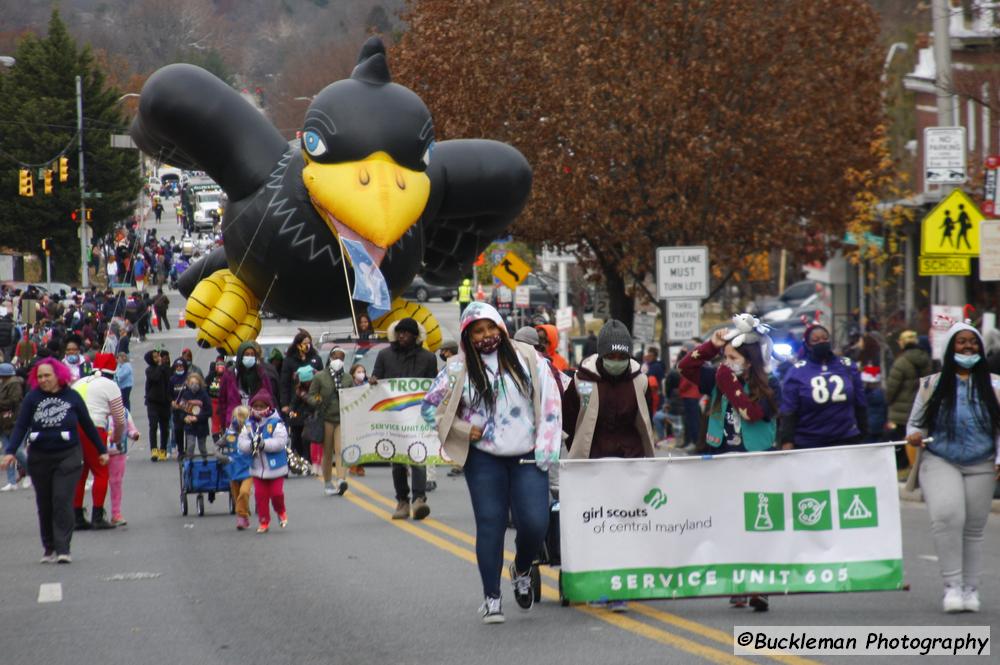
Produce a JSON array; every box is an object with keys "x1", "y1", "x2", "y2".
[{"x1": 217, "y1": 342, "x2": 276, "y2": 427}]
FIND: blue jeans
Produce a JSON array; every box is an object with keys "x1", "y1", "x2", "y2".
[
  {"x1": 2, "y1": 433, "x2": 27, "y2": 485},
  {"x1": 464, "y1": 446, "x2": 550, "y2": 598},
  {"x1": 682, "y1": 398, "x2": 701, "y2": 446},
  {"x1": 653, "y1": 411, "x2": 670, "y2": 440}
]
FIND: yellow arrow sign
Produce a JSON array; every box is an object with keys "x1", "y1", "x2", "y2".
[
  {"x1": 492, "y1": 250, "x2": 531, "y2": 289},
  {"x1": 920, "y1": 189, "x2": 982, "y2": 255},
  {"x1": 918, "y1": 255, "x2": 971, "y2": 276}
]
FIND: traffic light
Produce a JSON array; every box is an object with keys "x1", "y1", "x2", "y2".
[
  {"x1": 70, "y1": 210, "x2": 78, "y2": 222},
  {"x1": 41, "y1": 238, "x2": 50, "y2": 253},
  {"x1": 85, "y1": 208, "x2": 93, "y2": 222},
  {"x1": 58, "y1": 156, "x2": 69, "y2": 183},
  {"x1": 44, "y1": 169, "x2": 53, "y2": 195},
  {"x1": 18, "y1": 169, "x2": 33, "y2": 197}
]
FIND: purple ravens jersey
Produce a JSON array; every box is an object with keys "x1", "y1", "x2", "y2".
[{"x1": 780, "y1": 356, "x2": 863, "y2": 447}]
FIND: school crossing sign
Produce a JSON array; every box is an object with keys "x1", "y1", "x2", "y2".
[{"x1": 920, "y1": 189, "x2": 982, "y2": 256}]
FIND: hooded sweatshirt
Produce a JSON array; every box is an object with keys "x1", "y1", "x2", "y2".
[
  {"x1": 5, "y1": 385, "x2": 105, "y2": 456},
  {"x1": 536, "y1": 324, "x2": 569, "y2": 372},
  {"x1": 422, "y1": 302, "x2": 562, "y2": 467}
]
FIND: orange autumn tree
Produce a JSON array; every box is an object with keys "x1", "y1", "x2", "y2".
[{"x1": 392, "y1": 0, "x2": 885, "y2": 325}]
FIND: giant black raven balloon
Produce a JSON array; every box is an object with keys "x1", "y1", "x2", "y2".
[{"x1": 131, "y1": 37, "x2": 531, "y2": 352}]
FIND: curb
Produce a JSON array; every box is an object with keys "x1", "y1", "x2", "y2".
[{"x1": 899, "y1": 482, "x2": 1000, "y2": 514}]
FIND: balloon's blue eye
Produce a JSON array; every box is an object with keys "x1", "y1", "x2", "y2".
[
  {"x1": 421, "y1": 140, "x2": 435, "y2": 168},
  {"x1": 303, "y1": 130, "x2": 327, "y2": 157}
]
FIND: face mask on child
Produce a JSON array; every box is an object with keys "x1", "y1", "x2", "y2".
[
  {"x1": 354, "y1": 371, "x2": 366, "y2": 383},
  {"x1": 251, "y1": 407, "x2": 269, "y2": 419},
  {"x1": 330, "y1": 358, "x2": 344, "y2": 372}
]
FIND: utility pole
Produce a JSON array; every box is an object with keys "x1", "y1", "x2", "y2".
[
  {"x1": 933, "y1": 0, "x2": 966, "y2": 307},
  {"x1": 76, "y1": 75, "x2": 90, "y2": 288}
]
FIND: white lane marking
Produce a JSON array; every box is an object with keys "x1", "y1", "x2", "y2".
[
  {"x1": 104, "y1": 572, "x2": 162, "y2": 581},
  {"x1": 919, "y1": 554, "x2": 939, "y2": 562},
  {"x1": 38, "y1": 583, "x2": 62, "y2": 603}
]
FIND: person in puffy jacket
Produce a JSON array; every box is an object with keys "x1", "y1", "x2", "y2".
[{"x1": 237, "y1": 390, "x2": 289, "y2": 534}]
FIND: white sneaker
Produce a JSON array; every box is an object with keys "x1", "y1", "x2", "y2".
[
  {"x1": 480, "y1": 596, "x2": 505, "y2": 624},
  {"x1": 962, "y1": 586, "x2": 981, "y2": 613},
  {"x1": 323, "y1": 482, "x2": 337, "y2": 497},
  {"x1": 21, "y1": 476, "x2": 31, "y2": 489},
  {"x1": 943, "y1": 585, "x2": 964, "y2": 613},
  {"x1": 0, "y1": 483, "x2": 16, "y2": 492}
]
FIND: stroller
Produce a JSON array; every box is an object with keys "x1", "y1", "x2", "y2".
[
  {"x1": 527, "y1": 452, "x2": 568, "y2": 606},
  {"x1": 179, "y1": 452, "x2": 234, "y2": 517}
]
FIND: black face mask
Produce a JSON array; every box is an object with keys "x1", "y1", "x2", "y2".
[{"x1": 808, "y1": 341, "x2": 833, "y2": 361}]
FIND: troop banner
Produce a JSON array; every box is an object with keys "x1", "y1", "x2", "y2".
[
  {"x1": 338, "y1": 379, "x2": 446, "y2": 466},
  {"x1": 559, "y1": 444, "x2": 903, "y2": 602}
]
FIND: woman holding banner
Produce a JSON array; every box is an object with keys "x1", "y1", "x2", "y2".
[
  {"x1": 779, "y1": 322, "x2": 867, "y2": 450},
  {"x1": 562, "y1": 318, "x2": 656, "y2": 612},
  {"x1": 422, "y1": 302, "x2": 562, "y2": 624},
  {"x1": 906, "y1": 320, "x2": 1000, "y2": 614},
  {"x1": 678, "y1": 314, "x2": 780, "y2": 612}
]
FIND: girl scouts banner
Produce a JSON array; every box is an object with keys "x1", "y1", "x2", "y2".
[
  {"x1": 339, "y1": 379, "x2": 443, "y2": 466},
  {"x1": 559, "y1": 444, "x2": 903, "y2": 602}
]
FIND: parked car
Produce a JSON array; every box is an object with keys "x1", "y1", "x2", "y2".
[
  {"x1": 492, "y1": 272, "x2": 557, "y2": 311},
  {"x1": 402, "y1": 275, "x2": 456, "y2": 302},
  {"x1": 33, "y1": 282, "x2": 75, "y2": 297},
  {"x1": 752, "y1": 280, "x2": 821, "y2": 319}
]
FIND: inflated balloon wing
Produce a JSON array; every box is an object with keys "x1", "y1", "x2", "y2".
[{"x1": 131, "y1": 37, "x2": 531, "y2": 352}]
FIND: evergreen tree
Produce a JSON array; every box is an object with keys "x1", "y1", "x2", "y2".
[{"x1": 0, "y1": 10, "x2": 142, "y2": 281}]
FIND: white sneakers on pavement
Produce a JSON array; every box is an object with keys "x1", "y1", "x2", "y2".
[
  {"x1": 0, "y1": 483, "x2": 16, "y2": 492},
  {"x1": 943, "y1": 585, "x2": 964, "y2": 613},
  {"x1": 480, "y1": 596, "x2": 504, "y2": 624},
  {"x1": 962, "y1": 586, "x2": 980, "y2": 613}
]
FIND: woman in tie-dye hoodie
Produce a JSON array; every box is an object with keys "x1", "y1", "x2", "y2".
[{"x1": 422, "y1": 302, "x2": 562, "y2": 625}]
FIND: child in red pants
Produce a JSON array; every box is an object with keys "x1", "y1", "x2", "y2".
[{"x1": 236, "y1": 390, "x2": 289, "y2": 533}]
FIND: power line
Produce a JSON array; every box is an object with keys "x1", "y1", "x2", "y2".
[{"x1": 0, "y1": 130, "x2": 81, "y2": 168}]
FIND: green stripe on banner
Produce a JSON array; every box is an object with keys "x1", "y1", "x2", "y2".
[{"x1": 562, "y1": 559, "x2": 904, "y2": 602}]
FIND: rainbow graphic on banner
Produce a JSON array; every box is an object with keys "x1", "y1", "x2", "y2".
[{"x1": 370, "y1": 392, "x2": 426, "y2": 412}]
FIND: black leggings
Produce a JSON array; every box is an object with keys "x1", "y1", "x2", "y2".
[{"x1": 148, "y1": 404, "x2": 171, "y2": 452}]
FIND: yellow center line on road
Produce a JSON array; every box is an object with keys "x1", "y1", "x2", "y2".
[
  {"x1": 344, "y1": 480, "x2": 827, "y2": 665},
  {"x1": 343, "y1": 488, "x2": 753, "y2": 665}
]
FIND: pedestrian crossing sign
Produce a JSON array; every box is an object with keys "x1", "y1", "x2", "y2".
[{"x1": 920, "y1": 189, "x2": 982, "y2": 256}]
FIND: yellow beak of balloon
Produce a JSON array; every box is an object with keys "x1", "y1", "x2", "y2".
[{"x1": 302, "y1": 151, "x2": 430, "y2": 263}]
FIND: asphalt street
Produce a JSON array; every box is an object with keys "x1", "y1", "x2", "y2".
[{"x1": 0, "y1": 206, "x2": 997, "y2": 665}]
